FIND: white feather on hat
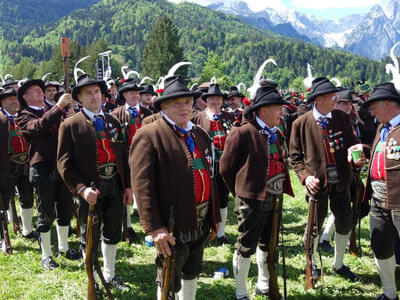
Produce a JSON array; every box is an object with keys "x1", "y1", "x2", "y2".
[
  {"x1": 121, "y1": 66, "x2": 140, "y2": 80},
  {"x1": 41, "y1": 72, "x2": 52, "y2": 81},
  {"x1": 159, "y1": 61, "x2": 192, "y2": 90},
  {"x1": 237, "y1": 82, "x2": 246, "y2": 93},
  {"x1": 385, "y1": 41, "x2": 400, "y2": 93},
  {"x1": 140, "y1": 76, "x2": 153, "y2": 85},
  {"x1": 4, "y1": 74, "x2": 14, "y2": 80},
  {"x1": 247, "y1": 58, "x2": 277, "y2": 99},
  {"x1": 304, "y1": 63, "x2": 314, "y2": 89},
  {"x1": 210, "y1": 76, "x2": 217, "y2": 84},
  {"x1": 74, "y1": 56, "x2": 90, "y2": 82},
  {"x1": 331, "y1": 78, "x2": 342, "y2": 87}
]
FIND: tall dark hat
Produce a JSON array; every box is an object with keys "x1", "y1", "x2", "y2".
[
  {"x1": 153, "y1": 76, "x2": 195, "y2": 111},
  {"x1": 307, "y1": 77, "x2": 340, "y2": 103},
  {"x1": 201, "y1": 84, "x2": 225, "y2": 101}
]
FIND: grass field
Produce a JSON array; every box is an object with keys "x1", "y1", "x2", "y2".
[{"x1": 0, "y1": 171, "x2": 399, "y2": 299}]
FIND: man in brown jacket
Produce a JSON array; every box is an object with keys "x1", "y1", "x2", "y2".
[
  {"x1": 57, "y1": 74, "x2": 132, "y2": 292},
  {"x1": 0, "y1": 88, "x2": 36, "y2": 243},
  {"x1": 112, "y1": 78, "x2": 152, "y2": 242},
  {"x1": 362, "y1": 83, "x2": 400, "y2": 300},
  {"x1": 220, "y1": 86, "x2": 294, "y2": 300},
  {"x1": 290, "y1": 77, "x2": 364, "y2": 283},
  {"x1": 17, "y1": 79, "x2": 80, "y2": 270},
  {"x1": 192, "y1": 83, "x2": 234, "y2": 245},
  {"x1": 130, "y1": 76, "x2": 220, "y2": 300}
]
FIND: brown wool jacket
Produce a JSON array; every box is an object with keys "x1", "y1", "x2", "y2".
[
  {"x1": 0, "y1": 111, "x2": 11, "y2": 172},
  {"x1": 57, "y1": 111, "x2": 129, "y2": 195},
  {"x1": 220, "y1": 119, "x2": 294, "y2": 200},
  {"x1": 17, "y1": 105, "x2": 64, "y2": 166},
  {"x1": 142, "y1": 112, "x2": 162, "y2": 126},
  {"x1": 192, "y1": 110, "x2": 235, "y2": 134},
  {"x1": 364, "y1": 123, "x2": 400, "y2": 209},
  {"x1": 111, "y1": 105, "x2": 152, "y2": 145},
  {"x1": 129, "y1": 117, "x2": 221, "y2": 234},
  {"x1": 289, "y1": 109, "x2": 359, "y2": 187}
]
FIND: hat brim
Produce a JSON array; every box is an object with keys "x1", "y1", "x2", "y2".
[
  {"x1": 139, "y1": 89, "x2": 157, "y2": 96},
  {"x1": 154, "y1": 91, "x2": 196, "y2": 111},
  {"x1": 362, "y1": 95, "x2": 400, "y2": 108},
  {"x1": 307, "y1": 87, "x2": 340, "y2": 103},
  {"x1": 72, "y1": 80, "x2": 103, "y2": 102},
  {"x1": 246, "y1": 99, "x2": 290, "y2": 114},
  {"x1": 17, "y1": 79, "x2": 45, "y2": 108},
  {"x1": 228, "y1": 92, "x2": 244, "y2": 98},
  {"x1": 202, "y1": 92, "x2": 226, "y2": 101},
  {"x1": 0, "y1": 91, "x2": 17, "y2": 103}
]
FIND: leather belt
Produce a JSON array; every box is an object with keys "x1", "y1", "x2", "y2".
[
  {"x1": 10, "y1": 152, "x2": 28, "y2": 165},
  {"x1": 98, "y1": 162, "x2": 117, "y2": 179}
]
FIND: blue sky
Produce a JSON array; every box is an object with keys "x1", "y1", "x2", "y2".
[{"x1": 169, "y1": 0, "x2": 390, "y2": 19}]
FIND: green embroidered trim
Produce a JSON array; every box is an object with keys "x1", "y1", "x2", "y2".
[
  {"x1": 193, "y1": 158, "x2": 206, "y2": 170},
  {"x1": 209, "y1": 130, "x2": 225, "y2": 138}
]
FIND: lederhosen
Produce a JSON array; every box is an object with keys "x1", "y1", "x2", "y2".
[
  {"x1": 78, "y1": 113, "x2": 123, "y2": 248},
  {"x1": 235, "y1": 127, "x2": 286, "y2": 257},
  {"x1": 155, "y1": 121, "x2": 213, "y2": 292}
]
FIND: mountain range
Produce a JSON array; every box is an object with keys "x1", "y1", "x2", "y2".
[{"x1": 208, "y1": 0, "x2": 400, "y2": 60}]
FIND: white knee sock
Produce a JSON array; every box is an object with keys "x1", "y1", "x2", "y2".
[
  {"x1": 375, "y1": 255, "x2": 398, "y2": 299},
  {"x1": 333, "y1": 232, "x2": 349, "y2": 270},
  {"x1": 132, "y1": 192, "x2": 138, "y2": 210},
  {"x1": 233, "y1": 251, "x2": 251, "y2": 299},
  {"x1": 102, "y1": 242, "x2": 117, "y2": 282},
  {"x1": 7, "y1": 208, "x2": 13, "y2": 223},
  {"x1": 56, "y1": 224, "x2": 69, "y2": 253},
  {"x1": 40, "y1": 231, "x2": 52, "y2": 259},
  {"x1": 320, "y1": 214, "x2": 335, "y2": 242},
  {"x1": 217, "y1": 207, "x2": 228, "y2": 238},
  {"x1": 177, "y1": 278, "x2": 197, "y2": 300},
  {"x1": 126, "y1": 205, "x2": 132, "y2": 228},
  {"x1": 20, "y1": 207, "x2": 33, "y2": 236},
  {"x1": 256, "y1": 247, "x2": 270, "y2": 294}
]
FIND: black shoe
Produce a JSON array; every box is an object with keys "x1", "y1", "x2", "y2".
[
  {"x1": 217, "y1": 235, "x2": 229, "y2": 245},
  {"x1": 41, "y1": 256, "x2": 59, "y2": 270},
  {"x1": 312, "y1": 262, "x2": 319, "y2": 279},
  {"x1": 106, "y1": 276, "x2": 130, "y2": 292},
  {"x1": 375, "y1": 294, "x2": 399, "y2": 300},
  {"x1": 58, "y1": 248, "x2": 82, "y2": 260},
  {"x1": 333, "y1": 265, "x2": 359, "y2": 282},
  {"x1": 319, "y1": 240, "x2": 334, "y2": 253},
  {"x1": 22, "y1": 231, "x2": 39, "y2": 240},
  {"x1": 127, "y1": 227, "x2": 137, "y2": 243}
]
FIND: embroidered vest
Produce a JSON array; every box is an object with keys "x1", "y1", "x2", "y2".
[
  {"x1": 209, "y1": 120, "x2": 226, "y2": 161},
  {"x1": 371, "y1": 141, "x2": 386, "y2": 181}
]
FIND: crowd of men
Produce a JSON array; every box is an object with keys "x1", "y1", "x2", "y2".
[{"x1": 0, "y1": 67, "x2": 399, "y2": 300}]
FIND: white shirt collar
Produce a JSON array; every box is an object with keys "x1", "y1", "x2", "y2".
[
  {"x1": 44, "y1": 98, "x2": 54, "y2": 107},
  {"x1": 2, "y1": 108, "x2": 17, "y2": 118},
  {"x1": 125, "y1": 102, "x2": 140, "y2": 113},
  {"x1": 163, "y1": 112, "x2": 194, "y2": 131},
  {"x1": 83, "y1": 107, "x2": 104, "y2": 121},
  {"x1": 205, "y1": 107, "x2": 221, "y2": 120},
  {"x1": 313, "y1": 105, "x2": 332, "y2": 120},
  {"x1": 255, "y1": 116, "x2": 276, "y2": 132},
  {"x1": 29, "y1": 105, "x2": 45, "y2": 111},
  {"x1": 389, "y1": 113, "x2": 400, "y2": 128}
]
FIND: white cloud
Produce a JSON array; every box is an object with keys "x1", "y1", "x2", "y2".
[
  {"x1": 291, "y1": 0, "x2": 382, "y2": 9},
  {"x1": 168, "y1": 0, "x2": 286, "y2": 12}
]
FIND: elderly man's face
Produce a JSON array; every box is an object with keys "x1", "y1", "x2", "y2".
[
  {"x1": 124, "y1": 90, "x2": 140, "y2": 107},
  {"x1": 161, "y1": 97, "x2": 193, "y2": 129},
  {"x1": 23, "y1": 85, "x2": 44, "y2": 107},
  {"x1": 1, "y1": 96, "x2": 20, "y2": 115},
  {"x1": 369, "y1": 101, "x2": 392, "y2": 123},
  {"x1": 78, "y1": 84, "x2": 102, "y2": 113}
]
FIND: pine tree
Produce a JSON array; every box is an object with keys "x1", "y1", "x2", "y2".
[{"x1": 142, "y1": 15, "x2": 185, "y2": 80}]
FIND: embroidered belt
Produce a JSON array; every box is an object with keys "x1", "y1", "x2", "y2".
[
  {"x1": 371, "y1": 180, "x2": 386, "y2": 202},
  {"x1": 10, "y1": 152, "x2": 28, "y2": 165},
  {"x1": 98, "y1": 162, "x2": 117, "y2": 179},
  {"x1": 326, "y1": 165, "x2": 340, "y2": 184},
  {"x1": 266, "y1": 173, "x2": 285, "y2": 195},
  {"x1": 176, "y1": 202, "x2": 210, "y2": 243}
]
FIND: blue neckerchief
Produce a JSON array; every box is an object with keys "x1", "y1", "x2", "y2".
[
  {"x1": 175, "y1": 125, "x2": 195, "y2": 153},
  {"x1": 318, "y1": 117, "x2": 329, "y2": 129},
  {"x1": 93, "y1": 115, "x2": 106, "y2": 131},
  {"x1": 212, "y1": 113, "x2": 220, "y2": 121},
  {"x1": 8, "y1": 116, "x2": 15, "y2": 125},
  {"x1": 128, "y1": 107, "x2": 139, "y2": 119},
  {"x1": 380, "y1": 124, "x2": 391, "y2": 142},
  {"x1": 264, "y1": 127, "x2": 277, "y2": 144}
]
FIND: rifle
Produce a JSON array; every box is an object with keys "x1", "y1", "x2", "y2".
[
  {"x1": 0, "y1": 193, "x2": 12, "y2": 255},
  {"x1": 267, "y1": 196, "x2": 281, "y2": 300},
  {"x1": 349, "y1": 170, "x2": 362, "y2": 257},
  {"x1": 72, "y1": 198, "x2": 80, "y2": 238},
  {"x1": 61, "y1": 37, "x2": 71, "y2": 94},
  {"x1": 161, "y1": 206, "x2": 176, "y2": 300},
  {"x1": 10, "y1": 193, "x2": 20, "y2": 234},
  {"x1": 122, "y1": 206, "x2": 130, "y2": 244},
  {"x1": 305, "y1": 173, "x2": 320, "y2": 290},
  {"x1": 85, "y1": 182, "x2": 114, "y2": 300},
  {"x1": 280, "y1": 206, "x2": 287, "y2": 300}
]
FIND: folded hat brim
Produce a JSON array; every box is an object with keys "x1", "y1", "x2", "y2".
[
  {"x1": 154, "y1": 91, "x2": 196, "y2": 111},
  {"x1": 362, "y1": 95, "x2": 400, "y2": 108},
  {"x1": 307, "y1": 87, "x2": 340, "y2": 103}
]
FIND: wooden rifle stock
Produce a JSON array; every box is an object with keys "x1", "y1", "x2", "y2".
[
  {"x1": 161, "y1": 206, "x2": 175, "y2": 300},
  {"x1": 349, "y1": 170, "x2": 362, "y2": 257},
  {"x1": 10, "y1": 195, "x2": 20, "y2": 234},
  {"x1": 0, "y1": 193, "x2": 12, "y2": 255},
  {"x1": 280, "y1": 209, "x2": 287, "y2": 300},
  {"x1": 122, "y1": 206, "x2": 130, "y2": 244},
  {"x1": 268, "y1": 197, "x2": 281, "y2": 300},
  {"x1": 85, "y1": 182, "x2": 114, "y2": 300},
  {"x1": 61, "y1": 37, "x2": 71, "y2": 93},
  {"x1": 305, "y1": 192, "x2": 319, "y2": 290}
]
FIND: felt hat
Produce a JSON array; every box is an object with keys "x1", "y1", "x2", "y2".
[
  {"x1": 357, "y1": 83, "x2": 372, "y2": 96},
  {"x1": 139, "y1": 83, "x2": 156, "y2": 96},
  {"x1": 71, "y1": 74, "x2": 103, "y2": 102},
  {"x1": 245, "y1": 86, "x2": 289, "y2": 115},
  {"x1": 2, "y1": 77, "x2": 18, "y2": 89},
  {"x1": 118, "y1": 78, "x2": 142, "y2": 102},
  {"x1": 0, "y1": 88, "x2": 17, "y2": 105},
  {"x1": 153, "y1": 76, "x2": 195, "y2": 111},
  {"x1": 307, "y1": 77, "x2": 340, "y2": 103},
  {"x1": 227, "y1": 86, "x2": 244, "y2": 98},
  {"x1": 337, "y1": 89, "x2": 357, "y2": 102},
  {"x1": 363, "y1": 82, "x2": 400, "y2": 107},
  {"x1": 201, "y1": 83, "x2": 225, "y2": 100}
]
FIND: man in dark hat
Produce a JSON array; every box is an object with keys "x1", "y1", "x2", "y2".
[
  {"x1": 112, "y1": 79, "x2": 152, "y2": 242},
  {"x1": 2, "y1": 76, "x2": 18, "y2": 92},
  {"x1": 44, "y1": 81, "x2": 60, "y2": 107},
  {"x1": 139, "y1": 83, "x2": 156, "y2": 111},
  {"x1": 57, "y1": 74, "x2": 132, "y2": 291},
  {"x1": 16, "y1": 79, "x2": 80, "y2": 270},
  {"x1": 290, "y1": 77, "x2": 365, "y2": 283},
  {"x1": 362, "y1": 82, "x2": 400, "y2": 300},
  {"x1": 192, "y1": 83, "x2": 234, "y2": 245},
  {"x1": 192, "y1": 86, "x2": 208, "y2": 112},
  {"x1": 130, "y1": 75, "x2": 220, "y2": 299},
  {"x1": 220, "y1": 86, "x2": 294, "y2": 300},
  {"x1": 282, "y1": 91, "x2": 299, "y2": 141},
  {"x1": 0, "y1": 88, "x2": 36, "y2": 243},
  {"x1": 226, "y1": 86, "x2": 244, "y2": 125}
]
